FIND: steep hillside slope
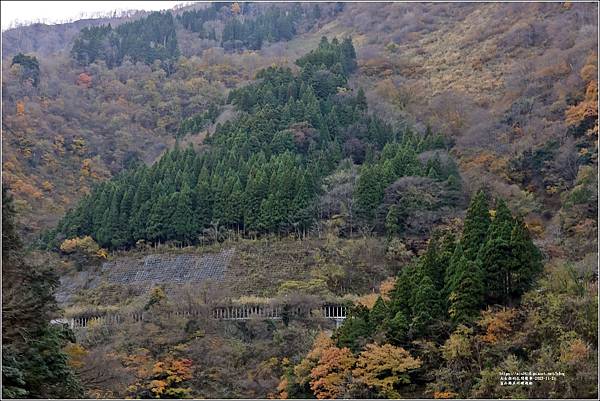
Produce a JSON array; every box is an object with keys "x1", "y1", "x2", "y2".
[
  {"x1": 2, "y1": 2, "x2": 342, "y2": 236},
  {"x1": 273, "y1": 1, "x2": 597, "y2": 259},
  {"x1": 2, "y1": 3, "x2": 597, "y2": 399},
  {"x1": 3, "y1": 2, "x2": 596, "y2": 247},
  {"x1": 282, "y1": 2, "x2": 596, "y2": 200}
]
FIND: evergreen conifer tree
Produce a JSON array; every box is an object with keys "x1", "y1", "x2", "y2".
[
  {"x1": 509, "y1": 216, "x2": 543, "y2": 299},
  {"x1": 334, "y1": 305, "x2": 371, "y2": 352},
  {"x1": 478, "y1": 227, "x2": 514, "y2": 305},
  {"x1": 447, "y1": 254, "x2": 484, "y2": 325},
  {"x1": 419, "y1": 234, "x2": 445, "y2": 290},
  {"x1": 356, "y1": 87, "x2": 367, "y2": 111},
  {"x1": 386, "y1": 310, "x2": 410, "y2": 345},
  {"x1": 355, "y1": 164, "x2": 384, "y2": 223},
  {"x1": 172, "y1": 183, "x2": 195, "y2": 244},
  {"x1": 2, "y1": 187, "x2": 82, "y2": 398},
  {"x1": 385, "y1": 205, "x2": 401, "y2": 238},
  {"x1": 340, "y1": 36, "x2": 357, "y2": 74},
  {"x1": 389, "y1": 264, "x2": 416, "y2": 321},
  {"x1": 370, "y1": 296, "x2": 388, "y2": 332},
  {"x1": 410, "y1": 275, "x2": 441, "y2": 337},
  {"x1": 194, "y1": 168, "x2": 213, "y2": 232},
  {"x1": 461, "y1": 190, "x2": 491, "y2": 260},
  {"x1": 443, "y1": 242, "x2": 464, "y2": 301}
]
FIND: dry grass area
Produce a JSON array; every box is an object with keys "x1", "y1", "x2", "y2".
[
  {"x1": 278, "y1": 2, "x2": 597, "y2": 251},
  {"x1": 224, "y1": 236, "x2": 390, "y2": 297},
  {"x1": 57, "y1": 235, "x2": 395, "y2": 313}
]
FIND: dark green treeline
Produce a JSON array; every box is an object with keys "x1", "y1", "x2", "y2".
[
  {"x1": 335, "y1": 191, "x2": 544, "y2": 351},
  {"x1": 51, "y1": 37, "x2": 447, "y2": 250}
]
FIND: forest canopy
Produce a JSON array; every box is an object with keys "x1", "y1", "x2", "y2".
[
  {"x1": 71, "y1": 12, "x2": 179, "y2": 71},
  {"x1": 49, "y1": 37, "x2": 457, "y2": 250}
]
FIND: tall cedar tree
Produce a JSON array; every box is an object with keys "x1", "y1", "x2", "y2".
[
  {"x1": 509, "y1": 216, "x2": 544, "y2": 297},
  {"x1": 370, "y1": 296, "x2": 389, "y2": 333},
  {"x1": 447, "y1": 253, "x2": 484, "y2": 325},
  {"x1": 479, "y1": 199, "x2": 514, "y2": 303},
  {"x1": 388, "y1": 264, "x2": 421, "y2": 345},
  {"x1": 410, "y1": 275, "x2": 442, "y2": 338},
  {"x1": 355, "y1": 164, "x2": 384, "y2": 223},
  {"x1": 478, "y1": 201, "x2": 543, "y2": 305},
  {"x1": 419, "y1": 234, "x2": 445, "y2": 290},
  {"x1": 443, "y1": 242, "x2": 464, "y2": 300},
  {"x1": 461, "y1": 190, "x2": 491, "y2": 260}
]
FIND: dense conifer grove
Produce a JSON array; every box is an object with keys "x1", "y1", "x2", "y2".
[
  {"x1": 178, "y1": 2, "x2": 319, "y2": 50},
  {"x1": 71, "y1": 12, "x2": 179, "y2": 71},
  {"x1": 333, "y1": 190, "x2": 545, "y2": 354},
  {"x1": 49, "y1": 37, "x2": 454, "y2": 250}
]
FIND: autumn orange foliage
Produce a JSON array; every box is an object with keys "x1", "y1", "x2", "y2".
[
  {"x1": 478, "y1": 308, "x2": 518, "y2": 344},
  {"x1": 16, "y1": 100, "x2": 25, "y2": 115},
  {"x1": 434, "y1": 390, "x2": 459, "y2": 399},
  {"x1": 309, "y1": 346, "x2": 354, "y2": 399},
  {"x1": 565, "y1": 53, "x2": 598, "y2": 137},
  {"x1": 356, "y1": 293, "x2": 379, "y2": 309},
  {"x1": 11, "y1": 178, "x2": 42, "y2": 199},
  {"x1": 276, "y1": 376, "x2": 290, "y2": 399},
  {"x1": 124, "y1": 350, "x2": 193, "y2": 398},
  {"x1": 560, "y1": 338, "x2": 590, "y2": 365},
  {"x1": 566, "y1": 80, "x2": 598, "y2": 136},
  {"x1": 379, "y1": 277, "x2": 396, "y2": 301},
  {"x1": 293, "y1": 332, "x2": 334, "y2": 386},
  {"x1": 77, "y1": 72, "x2": 92, "y2": 88}
]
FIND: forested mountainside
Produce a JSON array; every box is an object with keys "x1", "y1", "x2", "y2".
[{"x1": 2, "y1": 1, "x2": 598, "y2": 399}]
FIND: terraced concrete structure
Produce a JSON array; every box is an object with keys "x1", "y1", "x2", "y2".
[{"x1": 102, "y1": 249, "x2": 234, "y2": 291}]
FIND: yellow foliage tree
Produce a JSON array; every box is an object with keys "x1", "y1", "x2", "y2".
[
  {"x1": 81, "y1": 159, "x2": 92, "y2": 177},
  {"x1": 53, "y1": 135, "x2": 66, "y2": 155},
  {"x1": 64, "y1": 343, "x2": 88, "y2": 369},
  {"x1": 125, "y1": 353, "x2": 193, "y2": 398},
  {"x1": 309, "y1": 346, "x2": 355, "y2": 399},
  {"x1": 72, "y1": 137, "x2": 87, "y2": 155},
  {"x1": 60, "y1": 235, "x2": 100, "y2": 254},
  {"x1": 60, "y1": 236, "x2": 108, "y2": 262},
  {"x1": 42, "y1": 180, "x2": 54, "y2": 192},
  {"x1": 96, "y1": 248, "x2": 109, "y2": 259},
  {"x1": 352, "y1": 343, "x2": 422, "y2": 398},
  {"x1": 565, "y1": 80, "x2": 598, "y2": 136},
  {"x1": 441, "y1": 325, "x2": 473, "y2": 362}
]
